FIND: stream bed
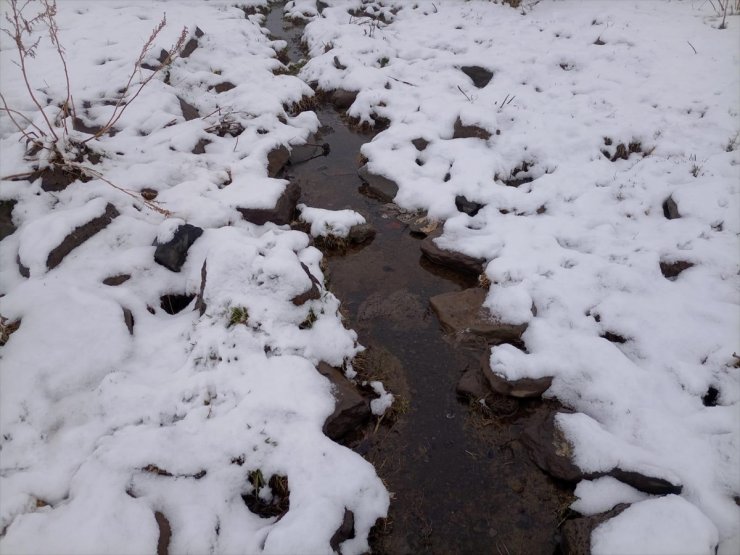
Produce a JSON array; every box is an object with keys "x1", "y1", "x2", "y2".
[{"x1": 266, "y1": 6, "x2": 572, "y2": 553}]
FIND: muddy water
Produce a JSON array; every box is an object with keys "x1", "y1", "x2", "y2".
[{"x1": 267, "y1": 7, "x2": 571, "y2": 554}]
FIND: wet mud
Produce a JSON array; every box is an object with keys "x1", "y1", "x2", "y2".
[{"x1": 267, "y1": 6, "x2": 573, "y2": 554}]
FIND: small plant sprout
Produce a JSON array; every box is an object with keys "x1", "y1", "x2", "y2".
[{"x1": 228, "y1": 306, "x2": 249, "y2": 327}]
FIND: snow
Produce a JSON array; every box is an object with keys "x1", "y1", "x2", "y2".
[
  {"x1": 1, "y1": 0, "x2": 739, "y2": 552},
  {"x1": 1, "y1": 1, "x2": 387, "y2": 553},
  {"x1": 591, "y1": 495, "x2": 719, "y2": 555},
  {"x1": 298, "y1": 204, "x2": 366, "y2": 238},
  {"x1": 300, "y1": 0, "x2": 740, "y2": 552}
]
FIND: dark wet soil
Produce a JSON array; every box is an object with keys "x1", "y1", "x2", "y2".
[{"x1": 268, "y1": 5, "x2": 573, "y2": 554}]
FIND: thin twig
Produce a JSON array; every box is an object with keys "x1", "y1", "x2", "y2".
[
  {"x1": 687, "y1": 40, "x2": 697, "y2": 54},
  {"x1": 457, "y1": 85, "x2": 472, "y2": 102}
]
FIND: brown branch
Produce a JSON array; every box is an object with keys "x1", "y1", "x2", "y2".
[{"x1": 0, "y1": 91, "x2": 46, "y2": 147}]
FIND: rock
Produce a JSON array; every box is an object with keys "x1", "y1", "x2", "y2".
[
  {"x1": 561, "y1": 504, "x2": 630, "y2": 555},
  {"x1": 194, "y1": 260, "x2": 208, "y2": 315},
  {"x1": 330, "y1": 509, "x2": 355, "y2": 552},
  {"x1": 430, "y1": 288, "x2": 527, "y2": 343},
  {"x1": 455, "y1": 195, "x2": 484, "y2": 217},
  {"x1": 411, "y1": 138, "x2": 429, "y2": 151},
  {"x1": 522, "y1": 410, "x2": 585, "y2": 482},
  {"x1": 460, "y1": 66, "x2": 493, "y2": 88},
  {"x1": 481, "y1": 354, "x2": 552, "y2": 398},
  {"x1": 291, "y1": 263, "x2": 321, "y2": 306},
  {"x1": 154, "y1": 224, "x2": 204, "y2": 272},
  {"x1": 330, "y1": 89, "x2": 358, "y2": 110},
  {"x1": 122, "y1": 307, "x2": 134, "y2": 335},
  {"x1": 608, "y1": 468, "x2": 682, "y2": 496},
  {"x1": 47, "y1": 203, "x2": 119, "y2": 270},
  {"x1": 289, "y1": 143, "x2": 330, "y2": 165},
  {"x1": 210, "y1": 81, "x2": 236, "y2": 93},
  {"x1": 192, "y1": 139, "x2": 211, "y2": 154},
  {"x1": 420, "y1": 236, "x2": 485, "y2": 275},
  {"x1": 663, "y1": 196, "x2": 680, "y2": 219},
  {"x1": 238, "y1": 182, "x2": 300, "y2": 226},
  {"x1": 140, "y1": 188, "x2": 158, "y2": 201},
  {"x1": 358, "y1": 164, "x2": 398, "y2": 203},
  {"x1": 456, "y1": 363, "x2": 491, "y2": 400},
  {"x1": 103, "y1": 274, "x2": 131, "y2": 286},
  {"x1": 17, "y1": 254, "x2": 29, "y2": 278},
  {"x1": 180, "y1": 27, "x2": 204, "y2": 58},
  {"x1": 453, "y1": 117, "x2": 492, "y2": 140},
  {"x1": 317, "y1": 362, "x2": 371, "y2": 441},
  {"x1": 347, "y1": 223, "x2": 376, "y2": 244},
  {"x1": 178, "y1": 97, "x2": 199, "y2": 121},
  {"x1": 0, "y1": 199, "x2": 17, "y2": 241},
  {"x1": 408, "y1": 216, "x2": 439, "y2": 237},
  {"x1": 659, "y1": 260, "x2": 693, "y2": 280},
  {"x1": 267, "y1": 145, "x2": 290, "y2": 177}
]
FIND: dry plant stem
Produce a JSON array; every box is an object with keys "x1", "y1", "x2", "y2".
[
  {"x1": 0, "y1": 92, "x2": 45, "y2": 146},
  {"x1": 40, "y1": 0, "x2": 73, "y2": 133},
  {"x1": 81, "y1": 18, "x2": 187, "y2": 144},
  {"x1": 72, "y1": 163, "x2": 171, "y2": 216},
  {"x1": 4, "y1": 0, "x2": 59, "y2": 142}
]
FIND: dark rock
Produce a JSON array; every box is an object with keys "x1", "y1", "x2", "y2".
[
  {"x1": 291, "y1": 263, "x2": 321, "y2": 306},
  {"x1": 481, "y1": 353, "x2": 552, "y2": 398},
  {"x1": 522, "y1": 410, "x2": 585, "y2": 482},
  {"x1": 408, "y1": 216, "x2": 439, "y2": 237},
  {"x1": 195, "y1": 260, "x2": 208, "y2": 316},
  {"x1": 702, "y1": 386, "x2": 719, "y2": 407},
  {"x1": 460, "y1": 66, "x2": 493, "y2": 88},
  {"x1": 455, "y1": 195, "x2": 484, "y2": 217},
  {"x1": 180, "y1": 27, "x2": 203, "y2": 59},
  {"x1": 103, "y1": 274, "x2": 131, "y2": 286},
  {"x1": 430, "y1": 288, "x2": 527, "y2": 343},
  {"x1": 210, "y1": 82, "x2": 236, "y2": 93},
  {"x1": 330, "y1": 89, "x2": 358, "y2": 110},
  {"x1": 659, "y1": 260, "x2": 693, "y2": 280},
  {"x1": 160, "y1": 293, "x2": 195, "y2": 315},
  {"x1": 411, "y1": 138, "x2": 429, "y2": 151},
  {"x1": 157, "y1": 49, "x2": 169, "y2": 64},
  {"x1": 330, "y1": 509, "x2": 355, "y2": 552},
  {"x1": 608, "y1": 468, "x2": 682, "y2": 496},
  {"x1": 238, "y1": 182, "x2": 300, "y2": 226},
  {"x1": 420, "y1": 236, "x2": 485, "y2": 275},
  {"x1": 601, "y1": 331, "x2": 627, "y2": 344},
  {"x1": 317, "y1": 362, "x2": 371, "y2": 441},
  {"x1": 333, "y1": 56, "x2": 347, "y2": 70},
  {"x1": 453, "y1": 117, "x2": 491, "y2": 140},
  {"x1": 17, "y1": 254, "x2": 29, "y2": 278},
  {"x1": 267, "y1": 145, "x2": 290, "y2": 177},
  {"x1": 192, "y1": 139, "x2": 211, "y2": 154},
  {"x1": 0, "y1": 199, "x2": 17, "y2": 241},
  {"x1": 140, "y1": 188, "x2": 158, "y2": 201},
  {"x1": 178, "y1": 97, "x2": 199, "y2": 121},
  {"x1": 561, "y1": 504, "x2": 630, "y2": 555},
  {"x1": 358, "y1": 164, "x2": 398, "y2": 203},
  {"x1": 289, "y1": 143, "x2": 330, "y2": 165},
  {"x1": 46, "y1": 203, "x2": 119, "y2": 270},
  {"x1": 347, "y1": 223, "x2": 376, "y2": 244},
  {"x1": 122, "y1": 307, "x2": 134, "y2": 335},
  {"x1": 456, "y1": 363, "x2": 491, "y2": 400},
  {"x1": 663, "y1": 196, "x2": 680, "y2": 219},
  {"x1": 154, "y1": 224, "x2": 204, "y2": 272}
]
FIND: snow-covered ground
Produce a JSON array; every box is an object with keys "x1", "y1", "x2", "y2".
[{"x1": 1, "y1": 0, "x2": 739, "y2": 554}]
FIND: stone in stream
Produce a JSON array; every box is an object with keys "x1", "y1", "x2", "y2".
[
  {"x1": 460, "y1": 66, "x2": 494, "y2": 88},
  {"x1": 154, "y1": 223, "x2": 204, "y2": 272},
  {"x1": 560, "y1": 504, "x2": 630, "y2": 555},
  {"x1": 267, "y1": 145, "x2": 290, "y2": 177},
  {"x1": 0, "y1": 199, "x2": 17, "y2": 241},
  {"x1": 522, "y1": 410, "x2": 585, "y2": 483},
  {"x1": 347, "y1": 223, "x2": 376, "y2": 244},
  {"x1": 46, "y1": 203, "x2": 120, "y2": 270},
  {"x1": 330, "y1": 89, "x2": 358, "y2": 110},
  {"x1": 452, "y1": 117, "x2": 492, "y2": 140},
  {"x1": 291, "y1": 262, "x2": 322, "y2": 306},
  {"x1": 430, "y1": 288, "x2": 528, "y2": 344},
  {"x1": 420, "y1": 236, "x2": 485, "y2": 275},
  {"x1": 455, "y1": 195, "x2": 485, "y2": 217},
  {"x1": 237, "y1": 182, "x2": 300, "y2": 226},
  {"x1": 480, "y1": 353, "x2": 553, "y2": 398},
  {"x1": 317, "y1": 362, "x2": 371, "y2": 441},
  {"x1": 357, "y1": 164, "x2": 399, "y2": 202}
]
